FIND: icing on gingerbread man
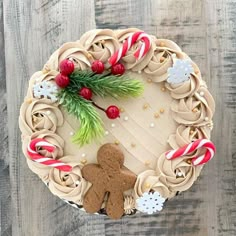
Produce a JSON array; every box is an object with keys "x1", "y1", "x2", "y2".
[{"x1": 82, "y1": 143, "x2": 137, "y2": 219}]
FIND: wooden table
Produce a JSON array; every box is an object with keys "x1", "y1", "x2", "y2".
[{"x1": 1, "y1": 0, "x2": 235, "y2": 235}]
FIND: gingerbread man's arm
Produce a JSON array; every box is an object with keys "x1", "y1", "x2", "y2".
[
  {"x1": 81, "y1": 164, "x2": 101, "y2": 183},
  {"x1": 120, "y1": 169, "x2": 137, "y2": 191}
]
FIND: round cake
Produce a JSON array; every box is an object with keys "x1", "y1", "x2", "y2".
[{"x1": 19, "y1": 28, "x2": 216, "y2": 219}]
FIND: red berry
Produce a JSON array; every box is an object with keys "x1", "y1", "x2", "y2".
[
  {"x1": 59, "y1": 59, "x2": 75, "y2": 75},
  {"x1": 111, "y1": 63, "x2": 125, "y2": 75},
  {"x1": 106, "y1": 105, "x2": 120, "y2": 119},
  {"x1": 55, "y1": 74, "x2": 70, "y2": 88},
  {"x1": 91, "y1": 60, "x2": 105, "y2": 74},
  {"x1": 79, "y1": 87, "x2": 93, "y2": 100}
]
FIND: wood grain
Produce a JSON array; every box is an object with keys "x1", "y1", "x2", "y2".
[{"x1": 1, "y1": 0, "x2": 236, "y2": 235}]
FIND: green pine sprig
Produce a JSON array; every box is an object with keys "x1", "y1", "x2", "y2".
[
  {"x1": 68, "y1": 70, "x2": 144, "y2": 98},
  {"x1": 57, "y1": 69, "x2": 144, "y2": 146},
  {"x1": 57, "y1": 89, "x2": 104, "y2": 146}
]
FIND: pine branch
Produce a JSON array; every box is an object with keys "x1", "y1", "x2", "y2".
[
  {"x1": 68, "y1": 70, "x2": 144, "y2": 99},
  {"x1": 57, "y1": 89, "x2": 104, "y2": 146}
]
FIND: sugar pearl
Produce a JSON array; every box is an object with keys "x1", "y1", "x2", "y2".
[
  {"x1": 150, "y1": 123, "x2": 155, "y2": 128},
  {"x1": 81, "y1": 153, "x2": 86, "y2": 158},
  {"x1": 69, "y1": 131, "x2": 74, "y2": 136},
  {"x1": 111, "y1": 123, "x2": 116, "y2": 128},
  {"x1": 145, "y1": 160, "x2": 150, "y2": 166},
  {"x1": 114, "y1": 140, "x2": 120, "y2": 145},
  {"x1": 200, "y1": 91, "x2": 204, "y2": 96},
  {"x1": 75, "y1": 180, "x2": 80, "y2": 186},
  {"x1": 105, "y1": 131, "x2": 109, "y2": 135},
  {"x1": 161, "y1": 87, "x2": 166, "y2": 92},
  {"x1": 80, "y1": 159, "x2": 87, "y2": 164},
  {"x1": 145, "y1": 183, "x2": 151, "y2": 189},
  {"x1": 147, "y1": 79, "x2": 152, "y2": 83},
  {"x1": 124, "y1": 116, "x2": 129, "y2": 121},
  {"x1": 177, "y1": 172, "x2": 183, "y2": 177},
  {"x1": 205, "y1": 117, "x2": 209, "y2": 121},
  {"x1": 131, "y1": 143, "x2": 136, "y2": 148},
  {"x1": 46, "y1": 110, "x2": 51, "y2": 115},
  {"x1": 160, "y1": 108, "x2": 165, "y2": 113},
  {"x1": 119, "y1": 107, "x2": 125, "y2": 113},
  {"x1": 143, "y1": 103, "x2": 149, "y2": 109},
  {"x1": 138, "y1": 70, "x2": 141, "y2": 74},
  {"x1": 154, "y1": 113, "x2": 159, "y2": 118}
]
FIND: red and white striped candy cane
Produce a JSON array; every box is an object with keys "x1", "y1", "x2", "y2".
[
  {"x1": 108, "y1": 31, "x2": 151, "y2": 66},
  {"x1": 27, "y1": 138, "x2": 72, "y2": 172},
  {"x1": 165, "y1": 139, "x2": 216, "y2": 166}
]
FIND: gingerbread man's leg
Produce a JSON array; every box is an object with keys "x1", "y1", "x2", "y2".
[
  {"x1": 106, "y1": 191, "x2": 124, "y2": 219},
  {"x1": 83, "y1": 185, "x2": 106, "y2": 214}
]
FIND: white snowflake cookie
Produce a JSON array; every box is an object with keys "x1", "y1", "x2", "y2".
[
  {"x1": 167, "y1": 59, "x2": 194, "y2": 84},
  {"x1": 33, "y1": 81, "x2": 58, "y2": 102},
  {"x1": 136, "y1": 192, "x2": 166, "y2": 214}
]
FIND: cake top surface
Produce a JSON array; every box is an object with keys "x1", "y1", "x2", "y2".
[{"x1": 19, "y1": 28, "x2": 215, "y2": 219}]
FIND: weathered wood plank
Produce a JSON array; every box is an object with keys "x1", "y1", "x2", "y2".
[
  {"x1": 0, "y1": 0, "x2": 11, "y2": 235},
  {"x1": 3, "y1": 0, "x2": 104, "y2": 235},
  {"x1": 2, "y1": 0, "x2": 236, "y2": 235}
]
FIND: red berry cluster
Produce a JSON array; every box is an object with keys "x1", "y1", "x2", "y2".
[
  {"x1": 55, "y1": 59, "x2": 121, "y2": 120},
  {"x1": 55, "y1": 59, "x2": 75, "y2": 88},
  {"x1": 91, "y1": 60, "x2": 125, "y2": 75}
]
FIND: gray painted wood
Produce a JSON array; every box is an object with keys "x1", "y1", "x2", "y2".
[{"x1": 1, "y1": 0, "x2": 236, "y2": 235}]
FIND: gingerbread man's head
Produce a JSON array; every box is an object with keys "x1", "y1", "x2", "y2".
[{"x1": 97, "y1": 143, "x2": 124, "y2": 172}]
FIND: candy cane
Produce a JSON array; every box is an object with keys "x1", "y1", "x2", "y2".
[
  {"x1": 165, "y1": 139, "x2": 216, "y2": 166},
  {"x1": 109, "y1": 31, "x2": 151, "y2": 66},
  {"x1": 27, "y1": 138, "x2": 72, "y2": 172}
]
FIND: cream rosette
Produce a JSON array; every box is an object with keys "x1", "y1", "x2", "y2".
[
  {"x1": 144, "y1": 39, "x2": 185, "y2": 82},
  {"x1": 19, "y1": 98, "x2": 63, "y2": 135},
  {"x1": 171, "y1": 87, "x2": 215, "y2": 126},
  {"x1": 168, "y1": 125, "x2": 211, "y2": 149},
  {"x1": 134, "y1": 170, "x2": 175, "y2": 199},
  {"x1": 22, "y1": 131, "x2": 64, "y2": 179},
  {"x1": 79, "y1": 29, "x2": 120, "y2": 65},
  {"x1": 165, "y1": 61, "x2": 202, "y2": 99},
  {"x1": 48, "y1": 156, "x2": 91, "y2": 205},
  {"x1": 43, "y1": 42, "x2": 91, "y2": 72},
  {"x1": 156, "y1": 152, "x2": 203, "y2": 193}
]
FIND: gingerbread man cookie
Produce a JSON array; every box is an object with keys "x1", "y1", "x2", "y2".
[{"x1": 81, "y1": 143, "x2": 137, "y2": 219}]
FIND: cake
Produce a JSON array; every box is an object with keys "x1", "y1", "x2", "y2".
[{"x1": 19, "y1": 29, "x2": 216, "y2": 219}]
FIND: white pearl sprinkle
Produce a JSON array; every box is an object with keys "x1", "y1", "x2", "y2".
[
  {"x1": 138, "y1": 70, "x2": 141, "y2": 74},
  {"x1": 111, "y1": 123, "x2": 116, "y2": 128},
  {"x1": 46, "y1": 110, "x2": 51, "y2": 115},
  {"x1": 124, "y1": 116, "x2": 129, "y2": 121},
  {"x1": 69, "y1": 131, "x2": 74, "y2": 136},
  {"x1": 81, "y1": 153, "x2": 86, "y2": 158},
  {"x1": 177, "y1": 172, "x2": 183, "y2": 177},
  {"x1": 205, "y1": 117, "x2": 209, "y2": 121},
  {"x1": 150, "y1": 123, "x2": 155, "y2": 128},
  {"x1": 105, "y1": 131, "x2": 109, "y2": 135},
  {"x1": 200, "y1": 91, "x2": 204, "y2": 96},
  {"x1": 68, "y1": 57, "x2": 73, "y2": 61}
]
